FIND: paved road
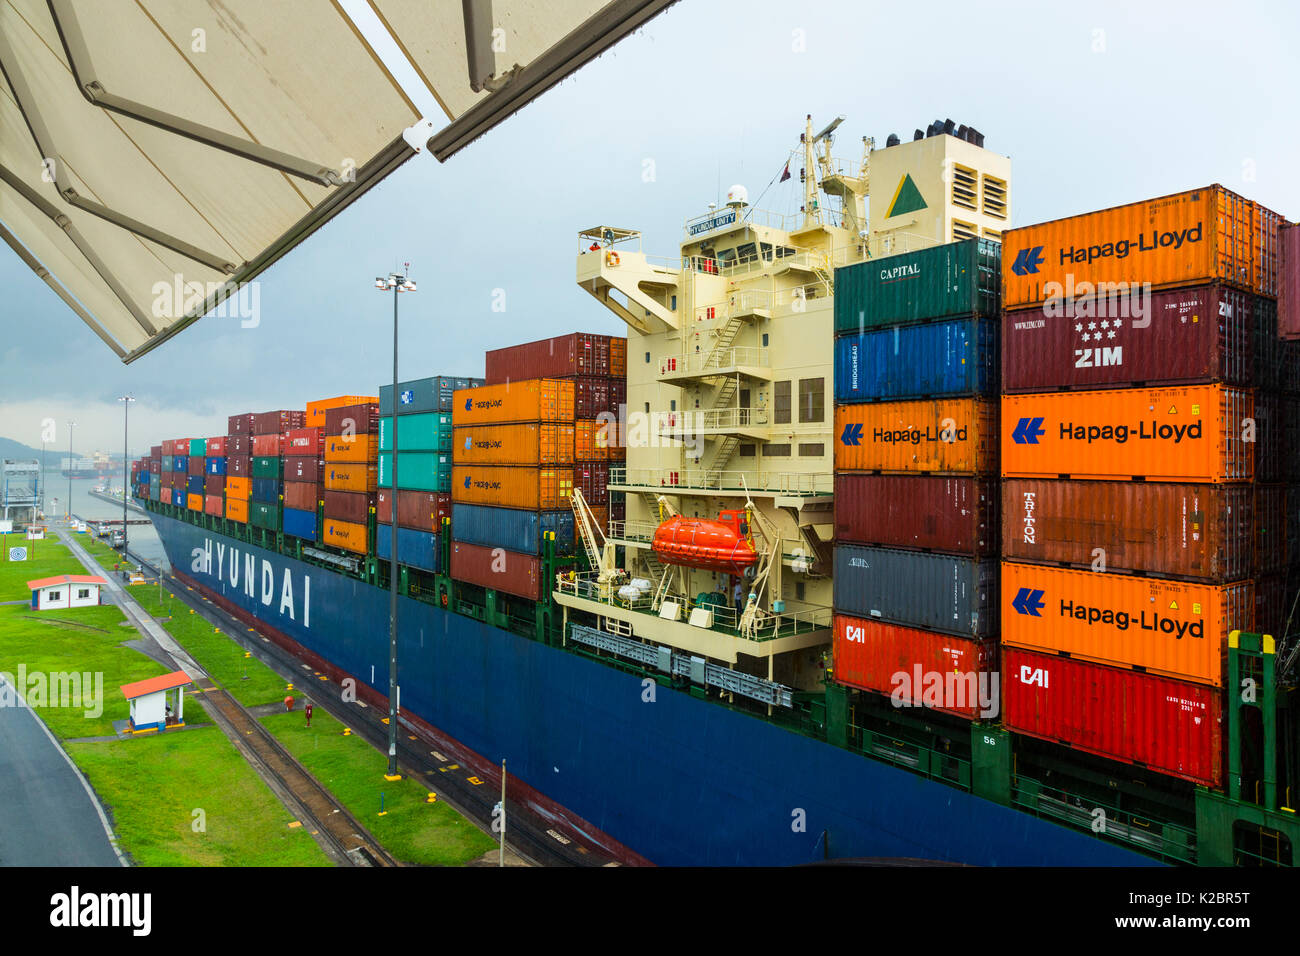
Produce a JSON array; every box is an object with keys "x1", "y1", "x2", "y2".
[{"x1": 0, "y1": 681, "x2": 123, "y2": 866}]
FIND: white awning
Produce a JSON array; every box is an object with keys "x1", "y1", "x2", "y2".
[{"x1": 0, "y1": 0, "x2": 674, "y2": 362}]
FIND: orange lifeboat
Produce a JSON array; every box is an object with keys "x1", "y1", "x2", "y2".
[{"x1": 651, "y1": 509, "x2": 758, "y2": 575}]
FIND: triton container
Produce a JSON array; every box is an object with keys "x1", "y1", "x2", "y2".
[
  {"x1": 834, "y1": 474, "x2": 998, "y2": 555},
  {"x1": 450, "y1": 541, "x2": 542, "y2": 601},
  {"x1": 1000, "y1": 385, "x2": 1253, "y2": 482},
  {"x1": 833, "y1": 545, "x2": 998, "y2": 639},
  {"x1": 834, "y1": 399, "x2": 998, "y2": 474},
  {"x1": 376, "y1": 490, "x2": 451, "y2": 532},
  {"x1": 834, "y1": 317, "x2": 998, "y2": 402}
]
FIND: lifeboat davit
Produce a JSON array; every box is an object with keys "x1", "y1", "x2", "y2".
[{"x1": 651, "y1": 509, "x2": 758, "y2": 575}]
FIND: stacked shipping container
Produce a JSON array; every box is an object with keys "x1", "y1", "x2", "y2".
[
  {"x1": 323, "y1": 402, "x2": 379, "y2": 555},
  {"x1": 831, "y1": 239, "x2": 1003, "y2": 720}
]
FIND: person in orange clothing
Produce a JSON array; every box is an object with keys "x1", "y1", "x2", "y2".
[{"x1": 284, "y1": 694, "x2": 294, "y2": 712}]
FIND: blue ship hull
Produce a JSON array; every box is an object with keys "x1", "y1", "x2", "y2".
[{"x1": 151, "y1": 511, "x2": 1154, "y2": 866}]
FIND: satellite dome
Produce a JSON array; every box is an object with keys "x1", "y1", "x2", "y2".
[{"x1": 726, "y1": 184, "x2": 749, "y2": 206}]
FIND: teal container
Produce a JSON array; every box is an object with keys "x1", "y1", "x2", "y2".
[
  {"x1": 833, "y1": 238, "x2": 1001, "y2": 334},
  {"x1": 189, "y1": 438, "x2": 207, "y2": 457},
  {"x1": 378, "y1": 412, "x2": 453, "y2": 452},
  {"x1": 249, "y1": 501, "x2": 280, "y2": 531},
  {"x1": 378, "y1": 451, "x2": 452, "y2": 492},
  {"x1": 251, "y1": 456, "x2": 281, "y2": 479}
]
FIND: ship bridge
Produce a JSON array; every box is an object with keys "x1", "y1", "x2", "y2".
[{"x1": 576, "y1": 227, "x2": 681, "y2": 334}]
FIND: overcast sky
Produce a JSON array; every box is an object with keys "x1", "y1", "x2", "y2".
[{"x1": 2, "y1": 0, "x2": 1297, "y2": 458}]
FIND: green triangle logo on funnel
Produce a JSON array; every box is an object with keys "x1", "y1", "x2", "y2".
[{"x1": 886, "y1": 174, "x2": 927, "y2": 217}]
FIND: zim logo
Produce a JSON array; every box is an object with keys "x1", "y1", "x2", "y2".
[
  {"x1": 1018, "y1": 665, "x2": 1049, "y2": 687},
  {"x1": 400, "y1": 389, "x2": 414, "y2": 405}
]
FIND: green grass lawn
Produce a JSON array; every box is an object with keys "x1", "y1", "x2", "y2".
[
  {"x1": 69, "y1": 728, "x2": 330, "y2": 867},
  {"x1": 80, "y1": 534, "x2": 128, "y2": 573},
  {"x1": 262, "y1": 709, "x2": 498, "y2": 866},
  {"x1": 0, "y1": 536, "x2": 82, "y2": 600}
]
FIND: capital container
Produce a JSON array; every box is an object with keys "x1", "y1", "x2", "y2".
[
  {"x1": 252, "y1": 410, "x2": 305, "y2": 435},
  {"x1": 1002, "y1": 283, "x2": 1254, "y2": 392},
  {"x1": 251, "y1": 477, "x2": 280, "y2": 503},
  {"x1": 306, "y1": 395, "x2": 378, "y2": 429},
  {"x1": 380, "y1": 376, "x2": 484, "y2": 416},
  {"x1": 833, "y1": 544, "x2": 997, "y2": 639},
  {"x1": 485, "y1": 332, "x2": 612, "y2": 384},
  {"x1": 186, "y1": 475, "x2": 204, "y2": 495},
  {"x1": 251, "y1": 456, "x2": 281, "y2": 479},
  {"x1": 376, "y1": 490, "x2": 451, "y2": 531},
  {"x1": 378, "y1": 452, "x2": 452, "y2": 492},
  {"x1": 283, "y1": 481, "x2": 318, "y2": 512},
  {"x1": 450, "y1": 541, "x2": 542, "y2": 601},
  {"x1": 834, "y1": 317, "x2": 998, "y2": 402},
  {"x1": 324, "y1": 434, "x2": 376, "y2": 463},
  {"x1": 205, "y1": 436, "x2": 227, "y2": 456},
  {"x1": 834, "y1": 238, "x2": 1001, "y2": 333},
  {"x1": 322, "y1": 518, "x2": 368, "y2": 555},
  {"x1": 324, "y1": 463, "x2": 377, "y2": 493},
  {"x1": 227, "y1": 413, "x2": 254, "y2": 435},
  {"x1": 834, "y1": 474, "x2": 997, "y2": 555},
  {"x1": 226, "y1": 434, "x2": 249, "y2": 456},
  {"x1": 573, "y1": 462, "x2": 609, "y2": 505},
  {"x1": 1002, "y1": 479, "x2": 1253, "y2": 581},
  {"x1": 452, "y1": 379, "x2": 575, "y2": 426},
  {"x1": 573, "y1": 420, "x2": 610, "y2": 461},
  {"x1": 203, "y1": 494, "x2": 223, "y2": 517},
  {"x1": 227, "y1": 455, "x2": 249, "y2": 477},
  {"x1": 1000, "y1": 561, "x2": 1252, "y2": 686},
  {"x1": 376, "y1": 525, "x2": 439, "y2": 573},
  {"x1": 1280, "y1": 223, "x2": 1299, "y2": 340},
  {"x1": 225, "y1": 497, "x2": 248, "y2": 522},
  {"x1": 832, "y1": 615, "x2": 998, "y2": 720},
  {"x1": 1000, "y1": 385, "x2": 1253, "y2": 482},
  {"x1": 285, "y1": 428, "x2": 324, "y2": 456},
  {"x1": 451, "y1": 503, "x2": 575, "y2": 555},
  {"x1": 249, "y1": 501, "x2": 280, "y2": 531},
  {"x1": 284, "y1": 456, "x2": 322, "y2": 483},
  {"x1": 1002, "y1": 647, "x2": 1222, "y2": 787},
  {"x1": 205, "y1": 456, "x2": 227, "y2": 476},
  {"x1": 324, "y1": 403, "x2": 379, "y2": 436},
  {"x1": 834, "y1": 399, "x2": 998, "y2": 474},
  {"x1": 225, "y1": 476, "x2": 250, "y2": 500},
  {"x1": 323, "y1": 490, "x2": 372, "y2": 524},
  {"x1": 203, "y1": 474, "x2": 225, "y2": 495},
  {"x1": 452, "y1": 465, "x2": 574, "y2": 511},
  {"x1": 452, "y1": 422, "x2": 574, "y2": 466},
  {"x1": 379, "y1": 412, "x2": 453, "y2": 452},
  {"x1": 283, "y1": 507, "x2": 317, "y2": 542}
]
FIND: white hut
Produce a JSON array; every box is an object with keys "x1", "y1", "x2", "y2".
[{"x1": 27, "y1": 574, "x2": 107, "y2": 610}]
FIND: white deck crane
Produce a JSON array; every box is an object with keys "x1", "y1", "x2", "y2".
[{"x1": 570, "y1": 488, "x2": 620, "y2": 592}]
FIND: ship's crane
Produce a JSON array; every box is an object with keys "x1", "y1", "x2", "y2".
[
  {"x1": 736, "y1": 480, "x2": 782, "y2": 640},
  {"x1": 570, "y1": 488, "x2": 619, "y2": 589}
]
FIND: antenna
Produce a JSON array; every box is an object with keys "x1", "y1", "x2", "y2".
[{"x1": 813, "y1": 116, "x2": 844, "y2": 141}]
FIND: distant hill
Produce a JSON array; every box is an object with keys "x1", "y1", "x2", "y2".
[{"x1": 0, "y1": 437, "x2": 49, "y2": 461}]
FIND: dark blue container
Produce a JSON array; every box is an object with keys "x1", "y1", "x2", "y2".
[
  {"x1": 251, "y1": 477, "x2": 280, "y2": 503},
  {"x1": 186, "y1": 475, "x2": 204, "y2": 495},
  {"x1": 205, "y1": 456, "x2": 227, "y2": 476},
  {"x1": 833, "y1": 316, "x2": 998, "y2": 403},
  {"x1": 171, "y1": 489, "x2": 184, "y2": 506},
  {"x1": 450, "y1": 503, "x2": 575, "y2": 555},
  {"x1": 376, "y1": 524, "x2": 440, "y2": 573},
  {"x1": 282, "y1": 507, "x2": 317, "y2": 542},
  {"x1": 380, "y1": 375, "x2": 486, "y2": 416},
  {"x1": 172, "y1": 455, "x2": 188, "y2": 472}
]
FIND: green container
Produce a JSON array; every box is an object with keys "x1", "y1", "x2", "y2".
[
  {"x1": 833, "y1": 238, "x2": 1001, "y2": 335},
  {"x1": 189, "y1": 438, "x2": 207, "y2": 457},
  {"x1": 251, "y1": 456, "x2": 281, "y2": 479},
  {"x1": 249, "y1": 501, "x2": 280, "y2": 531},
  {"x1": 378, "y1": 412, "x2": 453, "y2": 452},
  {"x1": 378, "y1": 451, "x2": 452, "y2": 492}
]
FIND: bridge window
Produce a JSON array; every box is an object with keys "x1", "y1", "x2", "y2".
[
  {"x1": 762, "y1": 444, "x2": 791, "y2": 457},
  {"x1": 798, "y1": 378, "x2": 824, "y2": 423},
  {"x1": 798, "y1": 443, "x2": 824, "y2": 457},
  {"x1": 774, "y1": 381, "x2": 791, "y2": 424},
  {"x1": 738, "y1": 444, "x2": 756, "y2": 457}
]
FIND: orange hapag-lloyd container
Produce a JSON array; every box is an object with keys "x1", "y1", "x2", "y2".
[
  {"x1": 1002, "y1": 185, "x2": 1280, "y2": 308},
  {"x1": 225, "y1": 476, "x2": 250, "y2": 500},
  {"x1": 225, "y1": 497, "x2": 248, "y2": 522},
  {"x1": 453, "y1": 422, "x2": 576, "y2": 465},
  {"x1": 451, "y1": 465, "x2": 574, "y2": 510},
  {"x1": 186, "y1": 492, "x2": 203, "y2": 511},
  {"x1": 323, "y1": 463, "x2": 378, "y2": 492},
  {"x1": 324, "y1": 434, "x2": 377, "y2": 463},
  {"x1": 834, "y1": 399, "x2": 998, "y2": 473},
  {"x1": 1001, "y1": 561, "x2": 1252, "y2": 686},
  {"x1": 322, "y1": 518, "x2": 368, "y2": 554},
  {"x1": 1001, "y1": 385, "x2": 1252, "y2": 482},
  {"x1": 306, "y1": 395, "x2": 379, "y2": 429},
  {"x1": 452, "y1": 379, "x2": 575, "y2": 426}
]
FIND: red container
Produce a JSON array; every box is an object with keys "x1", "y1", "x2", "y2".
[
  {"x1": 834, "y1": 474, "x2": 997, "y2": 555},
  {"x1": 1003, "y1": 284, "x2": 1255, "y2": 392},
  {"x1": 485, "y1": 332, "x2": 611, "y2": 384},
  {"x1": 573, "y1": 461, "x2": 609, "y2": 505},
  {"x1": 149, "y1": 444, "x2": 162, "y2": 459},
  {"x1": 832, "y1": 615, "x2": 998, "y2": 720},
  {"x1": 283, "y1": 480, "x2": 319, "y2": 512},
  {"x1": 1281, "y1": 223, "x2": 1300, "y2": 340},
  {"x1": 323, "y1": 490, "x2": 373, "y2": 524},
  {"x1": 1255, "y1": 485, "x2": 1287, "y2": 574},
  {"x1": 227, "y1": 455, "x2": 250, "y2": 477},
  {"x1": 225, "y1": 433, "x2": 248, "y2": 456},
  {"x1": 205, "y1": 436, "x2": 227, "y2": 456},
  {"x1": 251, "y1": 433, "x2": 283, "y2": 457},
  {"x1": 252, "y1": 410, "x2": 305, "y2": 435},
  {"x1": 324, "y1": 403, "x2": 380, "y2": 436},
  {"x1": 227, "y1": 413, "x2": 255, "y2": 435},
  {"x1": 149, "y1": 459, "x2": 161, "y2": 474},
  {"x1": 450, "y1": 541, "x2": 542, "y2": 600},
  {"x1": 283, "y1": 456, "x2": 323, "y2": 483},
  {"x1": 610, "y1": 337, "x2": 627, "y2": 377},
  {"x1": 571, "y1": 376, "x2": 611, "y2": 420},
  {"x1": 285, "y1": 428, "x2": 324, "y2": 455},
  {"x1": 609, "y1": 378, "x2": 627, "y2": 414},
  {"x1": 376, "y1": 489, "x2": 451, "y2": 532},
  {"x1": 188, "y1": 455, "x2": 204, "y2": 476},
  {"x1": 1002, "y1": 647, "x2": 1222, "y2": 787},
  {"x1": 203, "y1": 494, "x2": 223, "y2": 517},
  {"x1": 1002, "y1": 479, "x2": 1254, "y2": 581},
  {"x1": 203, "y1": 474, "x2": 225, "y2": 495}
]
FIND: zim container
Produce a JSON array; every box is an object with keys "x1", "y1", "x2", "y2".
[
  {"x1": 325, "y1": 463, "x2": 378, "y2": 493},
  {"x1": 283, "y1": 507, "x2": 317, "y2": 542},
  {"x1": 453, "y1": 422, "x2": 575, "y2": 465},
  {"x1": 1000, "y1": 561, "x2": 1252, "y2": 686},
  {"x1": 324, "y1": 434, "x2": 377, "y2": 463},
  {"x1": 1002, "y1": 283, "x2": 1255, "y2": 392},
  {"x1": 453, "y1": 379, "x2": 575, "y2": 426},
  {"x1": 834, "y1": 474, "x2": 998, "y2": 555},
  {"x1": 834, "y1": 238, "x2": 1001, "y2": 333},
  {"x1": 225, "y1": 497, "x2": 248, "y2": 522},
  {"x1": 834, "y1": 316, "x2": 998, "y2": 403},
  {"x1": 323, "y1": 490, "x2": 373, "y2": 524},
  {"x1": 1000, "y1": 385, "x2": 1253, "y2": 482},
  {"x1": 452, "y1": 465, "x2": 574, "y2": 510},
  {"x1": 378, "y1": 452, "x2": 452, "y2": 492},
  {"x1": 833, "y1": 544, "x2": 998, "y2": 639},
  {"x1": 1001, "y1": 479, "x2": 1253, "y2": 582},
  {"x1": 484, "y1": 332, "x2": 612, "y2": 384},
  {"x1": 1002, "y1": 647, "x2": 1222, "y2": 787},
  {"x1": 834, "y1": 399, "x2": 998, "y2": 474},
  {"x1": 450, "y1": 541, "x2": 542, "y2": 601},
  {"x1": 451, "y1": 503, "x2": 575, "y2": 555},
  {"x1": 322, "y1": 518, "x2": 368, "y2": 555},
  {"x1": 1002, "y1": 185, "x2": 1276, "y2": 308},
  {"x1": 376, "y1": 490, "x2": 451, "y2": 532},
  {"x1": 380, "y1": 377, "x2": 484, "y2": 416},
  {"x1": 379, "y1": 412, "x2": 453, "y2": 452},
  {"x1": 832, "y1": 615, "x2": 999, "y2": 720},
  {"x1": 376, "y1": 525, "x2": 440, "y2": 573}
]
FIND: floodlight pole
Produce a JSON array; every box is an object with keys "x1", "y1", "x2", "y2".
[
  {"x1": 66, "y1": 421, "x2": 76, "y2": 520},
  {"x1": 119, "y1": 396, "x2": 134, "y2": 559}
]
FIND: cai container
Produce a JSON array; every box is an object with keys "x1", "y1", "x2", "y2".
[
  {"x1": 450, "y1": 541, "x2": 542, "y2": 601},
  {"x1": 1001, "y1": 479, "x2": 1253, "y2": 581},
  {"x1": 324, "y1": 462, "x2": 378, "y2": 493},
  {"x1": 834, "y1": 238, "x2": 1001, "y2": 333},
  {"x1": 1002, "y1": 284, "x2": 1254, "y2": 392},
  {"x1": 451, "y1": 503, "x2": 575, "y2": 555},
  {"x1": 833, "y1": 544, "x2": 997, "y2": 639},
  {"x1": 833, "y1": 398, "x2": 998, "y2": 474},
  {"x1": 484, "y1": 332, "x2": 612, "y2": 384},
  {"x1": 376, "y1": 490, "x2": 451, "y2": 532},
  {"x1": 451, "y1": 465, "x2": 574, "y2": 510},
  {"x1": 834, "y1": 474, "x2": 997, "y2": 555},
  {"x1": 282, "y1": 507, "x2": 318, "y2": 542},
  {"x1": 1000, "y1": 561, "x2": 1252, "y2": 686},
  {"x1": 380, "y1": 376, "x2": 484, "y2": 416},
  {"x1": 323, "y1": 490, "x2": 373, "y2": 524},
  {"x1": 378, "y1": 412, "x2": 454, "y2": 452},
  {"x1": 834, "y1": 317, "x2": 998, "y2": 403},
  {"x1": 282, "y1": 480, "x2": 318, "y2": 512},
  {"x1": 452, "y1": 379, "x2": 575, "y2": 426},
  {"x1": 375, "y1": 525, "x2": 440, "y2": 573},
  {"x1": 1003, "y1": 647, "x2": 1222, "y2": 787},
  {"x1": 378, "y1": 452, "x2": 452, "y2": 492},
  {"x1": 832, "y1": 615, "x2": 998, "y2": 720},
  {"x1": 453, "y1": 422, "x2": 575, "y2": 465},
  {"x1": 321, "y1": 518, "x2": 368, "y2": 554},
  {"x1": 324, "y1": 434, "x2": 377, "y2": 463},
  {"x1": 1000, "y1": 385, "x2": 1253, "y2": 482}
]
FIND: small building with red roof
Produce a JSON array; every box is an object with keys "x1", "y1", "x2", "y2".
[
  {"x1": 120, "y1": 670, "x2": 193, "y2": 733},
  {"x1": 27, "y1": 574, "x2": 107, "y2": 611}
]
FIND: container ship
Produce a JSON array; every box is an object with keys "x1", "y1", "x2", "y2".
[{"x1": 131, "y1": 117, "x2": 1300, "y2": 866}]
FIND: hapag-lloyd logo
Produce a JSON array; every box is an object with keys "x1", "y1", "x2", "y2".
[{"x1": 190, "y1": 537, "x2": 310, "y2": 627}]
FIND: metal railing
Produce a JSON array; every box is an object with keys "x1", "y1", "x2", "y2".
[
  {"x1": 661, "y1": 346, "x2": 770, "y2": 376},
  {"x1": 657, "y1": 407, "x2": 770, "y2": 431},
  {"x1": 608, "y1": 466, "x2": 833, "y2": 496}
]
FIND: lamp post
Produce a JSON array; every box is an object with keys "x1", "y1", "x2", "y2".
[
  {"x1": 65, "y1": 420, "x2": 76, "y2": 521},
  {"x1": 39, "y1": 438, "x2": 46, "y2": 516},
  {"x1": 118, "y1": 395, "x2": 135, "y2": 558},
  {"x1": 374, "y1": 267, "x2": 416, "y2": 780}
]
